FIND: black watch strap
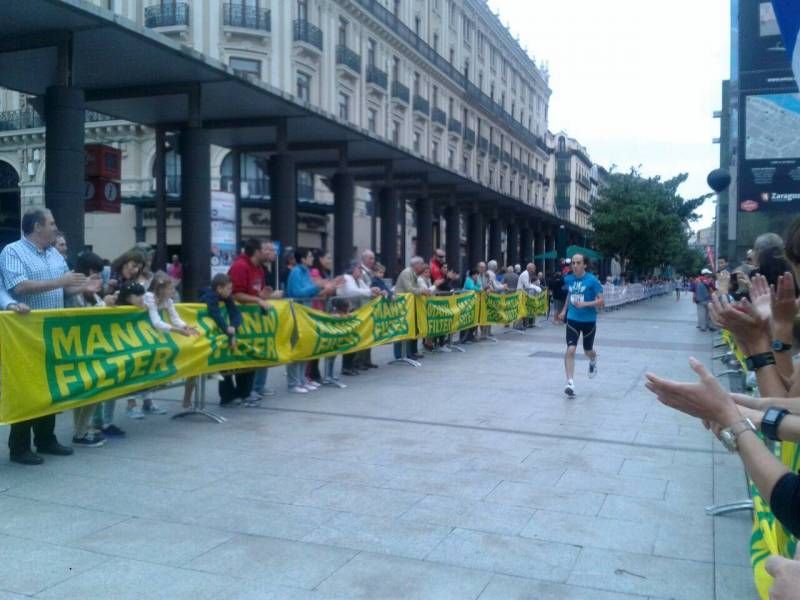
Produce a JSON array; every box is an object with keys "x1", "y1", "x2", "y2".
[
  {"x1": 761, "y1": 407, "x2": 790, "y2": 441},
  {"x1": 745, "y1": 352, "x2": 777, "y2": 371},
  {"x1": 772, "y1": 340, "x2": 793, "y2": 353}
]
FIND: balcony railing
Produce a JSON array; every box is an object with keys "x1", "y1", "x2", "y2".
[
  {"x1": 391, "y1": 81, "x2": 410, "y2": 103},
  {"x1": 464, "y1": 127, "x2": 475, "y2": 144},
  {"x1": 145, "y1": 2, "x2": 189, "y2": 28},
  {"x1": 0, "y1": 108, "x2": 43, "y2": 131},
  {"x1": 576, "y1": 174, "x2": 592, "y2": 189},
  {"x1": 478, "y1": 136, "x2": 488, "y2": 153},
  {"x1": 489, "y1": 144, "x2": 500, "y2": 160},
  {"x1": 432, "y1": 107, "x2": 447, "y2": 127},
  {"x1": 293, "y1": 19, "x2": 323, "y2": 51},
  {"x1": 223, "y1": 3, "x2": 270, "y2": 32},
  {"x1": 0, "y1": 109, "x2": 117, "y2": 132},
  {"x1": 555, "y1": 171, "x2": 571, "y2": 183},
  {"x1": 448, "y1": 118, "x2": 462, "y2": 135},
  {"x1": 336, "y1": 45, "x2": 362, "y2": 73},
  {"x1": 413, "y1": 95, "x2": 430, "y2": 115},
  {"x1": 366, "y1": 64, "x2": 388, "y2": 89}
]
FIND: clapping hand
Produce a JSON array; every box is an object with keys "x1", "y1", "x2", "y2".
[
  {"x1": 708, "y1": 293, "x2": 769, "y2": 353},
  {"x1": 645, "y1": 357, "x2": 741, "y2": 428},
  {"x1": 773, "y1": 272, "x2": 800, "y2": 327}
]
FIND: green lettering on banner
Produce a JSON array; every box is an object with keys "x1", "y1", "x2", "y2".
[
  {"x1": 372, "y1": 297, "x2": 409, "y2": 342},
  {"x1": 486, "y1": 293, "x2": 519, "y2": 323},
  {"x1": 310, "y1": 312, "x2": 362, "y2": 356},
  {"x1": 197, "y1": 304, "x2": 279, "y2": 366},
  {"x1": 425, "y1": 298, "x2": 454, "y2": 336},
  {"x1": 44, "y1": 312, "x2": 179, "y2": 404},
  {"x1": 455, "y1": 294, "x2": 477, "y2": 330}
]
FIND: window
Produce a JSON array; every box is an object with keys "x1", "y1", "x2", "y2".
[
  {"x1": 413, "y1": 71, "x2": 420, "y2": 96},
  {"x1": 296, "y1": 71, "x2": 311, "y2": 101},
  {"x1": 367, "y1": 107, "x2": 378, "y2": 133},
  {"x1": 448, "y1": 148, "x2": 454, "y2": 168},
  {"x1": 449, "y1": 1, "x2": 456, "y2": 23},
  {"x1": 297, "y1": 0, "x2": 307, "y2": 21},
  {"x1": 392, "y1": 56, "x2": 400, "y2": 81},
  {"x1": 413, "y1": 130, "x2": 421, "y2": 152},
  {"x1": 432, "y1": 140, "x2": 439, "y2": 163},
  {"x1": 462, "y1": 154, "x2": 469, "y2": 173},
  {"x1": 433, "y1": 33, "x2": 439, "y2": 53},
  {"x1": 392, "y1": 120, "x2": 401, "y2": 144},
  {"x1": 463, "y1": 59, "x2": 469, "y2": 80},
  {"x1": 338, "y1": 92, "x2": 350, "y2": 121},
  {"x1": 499, "y1": 174, "x2": 504, "y2": 191},
  {"x1": 368, "y1": 38, "x2": 376, "y2": 66},
  {"x1": 448, "y1": 97, "x2": 454, "y2": 118},
  {"x1": 393, "y1": 0, "x2": 400, "y2": 18},
  {"x1": 488, "y1": 168, "x2": 494, "y2": 186},
  {"x1": 463, "y1": 107, "x2": 468, "y2": 128},
  {"x1": 478, "y1": 71, "x2": 483, "y2": 91},
  {"x1": 489, "y1": 83, "x2": 494, "y2": 100},
  {"x1": 220, "y1": 152, "x2": 269, "y2": 198},
  {"x1": 338, "y1": 18, "x2": 348, "y2": 47},
  {"x1": 432, "y1": 85, "x2": 438, "y2": 108},
  {"x1": 230, "y1": 57, "x2": 261, "y2": 79},
  {"x1": 449, "y1": 47, "x2": 455, "y2": 65},
  {"x1": 414, "y1": 16, "x2": 421, "y2": 36}
]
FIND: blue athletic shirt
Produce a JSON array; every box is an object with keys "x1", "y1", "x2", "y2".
[{"x1": 564, "y1": 272, "x2": 604, "y2": 322}]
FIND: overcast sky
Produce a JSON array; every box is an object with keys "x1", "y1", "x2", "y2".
[{"x1": 488, "y1": 0, "x2": 731, "y2": 230}]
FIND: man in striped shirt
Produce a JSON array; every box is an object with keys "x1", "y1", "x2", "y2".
[{"x1": 0, "y1": 208, "x2": 100, "y2": 465}]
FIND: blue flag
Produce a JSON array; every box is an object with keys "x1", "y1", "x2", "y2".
[{"x1": 771, "y1": 0, "x2": 800, "y2": 87}]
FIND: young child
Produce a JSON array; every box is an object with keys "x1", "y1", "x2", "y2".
[
  {"x1": 202, "y1": 273, "x2": 247, "y2": 406},
  {"x1": 127, "y1": 272, "x2": 198, "y2": 417}
]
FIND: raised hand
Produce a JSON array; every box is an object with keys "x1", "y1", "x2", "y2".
[{"x1": 773, "y1": 271, "x2": 800, "y2": 327}]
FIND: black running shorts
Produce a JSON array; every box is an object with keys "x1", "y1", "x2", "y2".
[{"x1": 566, "y1": 319, "x2": 597, "y2": 351}]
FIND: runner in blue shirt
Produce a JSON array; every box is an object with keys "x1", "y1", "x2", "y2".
[{"x1": 555, "y1": 254, "x2": 604, "y2": 397}]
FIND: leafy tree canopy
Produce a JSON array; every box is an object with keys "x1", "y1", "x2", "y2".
[{"x1": 589, "y1": 168, "x2": 709, "y2": 274}]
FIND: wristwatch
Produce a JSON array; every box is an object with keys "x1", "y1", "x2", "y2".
[
  {"x1": 719, "y1": 418, "x2": 757, "y2": 453},
  {"x1": 761, "y1": 407, "x2": 789, "y2": 441},
  {"x1": 745, "y1": 352, "x2": 777, "y2": 371},
  {"x1": 771, "y1": 340, "x2": 793, "y2": 353}
]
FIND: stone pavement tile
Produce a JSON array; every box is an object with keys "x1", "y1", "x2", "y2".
[
  {"x1": 302, "y1": 511, "x2": 452, "y2": 560},
  {"x1": 522, "y1": 448, "x2": 625, "y2": 475},
  {"x1": 0, "y1": 495, "x2": 129, "y2": 545},
  {"x1": 315, "y1": 551, "x2": 492, "y2": 600},
  {"x1": 653, "y1": 518, "x2": 714, "y2": 563},
  {"x1": 618, "y1": 458, "x2": 711, "y2": 485},
  {"x1": 486, "y1": 480, "x2": 606, "y2": 516},
  {"x1": 186, "y1": 534, "x2": 357, "y2": 589},
  {"x1": 0, "y1": 533, "x2": 109, "y2": 595},
  {"x1": 555, "y1": 469, "x2": 667, "y2": 500},
  {"x1": 714, "y1": 464, "x2": 750, "y2": 503},
  {"x1": 520, "y1": 510, "x2": 659, "y2": 555},
  {"x1": 258, "y1": 455, "x2": 397, "y2": 487},
  {"x1": 293, "y1": 482, "x2": 424, "y2": 518},
  {"x1": 714, "y1": 511, "x2": 753, "y2": 568},
  {"x1": 206, "y1": 471, "x2": 328, "y2": 505},
  {"x1": 34, "y1": 557, "x2": 238, "y2": 600},
  {"x1": 399, "y1": 494, "x2": 535, "y2": 536},
  {"x1": 0, "y1": 592, "x2": 27, "y2": 600},
  {"x1": 566, "y1": 547, "x2": 713, "y2": 600},
  {"x1": 425, "y1": 528, "x2": 580, "y2": 583},
  {"x1": 715, "y1": 564, "x2": 758, "y2": 600},
  {"x1": 580, "y1": 441, "x2": 677, "y2": 465},
  {"x1": 184, "y1": 497, "x2": 338, "y2": 541},
  {"x1": 217, "y1": 581, "x2": 352, "y2": 600},
  {"x1": 599, "y1": 493, "x2": 709, "y2": 526},
  {"x1": 664, "y1": 478, "x2": 713, "y2": 506},
  {"x1": 671, "y1": 449, "x2": 713, "y2": 468},
  {"x1": 633, "y1": 431, "x2": 710, "y2": 452},
  {"x1": 379, "y1": 467, "x2": 504, "y2": 501},
  {"x1": 72, "y1": 517, "x2": 235, "y2": 566},
  {"x1": 477, "y1": 574, "x2": 649, "y2": 600}
]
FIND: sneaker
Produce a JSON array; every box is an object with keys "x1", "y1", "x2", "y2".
[
  {"x1": 302, "y1": 384, "x2": 318, "y2": 392},
  {"x1": 305, "y1": 381, "x2": 321, "y2": 390},
  {"x1": 322, "y1": 377, "x2": 347, "y2": 389},
  {"x1": 142, "y1": 402, "x2": 167, "y2": 415},
  {"x1": 101, "y1": 424, "x2": 126, "y2": 437},
  {"x1": 589, "y1": 358, "x2": 598, "y2": 379},
  {"x1": 256, "y1": 387, "x2": 276, "y2": 397},
  {"x1": 564, "y1": 381, "x2": 576, "y2": 397},
  {"x1": 289, "y1": 386, "x2": 309, "y2": 394},
  {"x1": 72, "y1": 434, "x2": 106, "y2": 448},
  {"x1": 243, "y1": 393, "x2": 261, "y2": 408},
  {"x1": 126, "y1": 407, "x2": 144, "y2": 419}
]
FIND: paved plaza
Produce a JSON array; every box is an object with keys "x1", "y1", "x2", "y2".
[{"x1": 0, "y1": 296, "x2": 756, "y2": 599}]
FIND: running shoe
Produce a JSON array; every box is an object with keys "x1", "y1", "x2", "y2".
[
  {"x1": 72, "y1": 434, "x2": 106, "y2": 448},
  {"x1": 289, "y1": 386, "x2": 308, "y2": 394},
  {"x1": 142, "y1": 402, "x2": 168, "y2": 415},
  {"x1": 126, "y1": 407, "x2": 144, "y2": 419},
  {"x1": 564, "y1": 381, "x2": 576, "y2": 397},
  {"x1": 589, "y1": 358, "x2": 598, "y2": 379}
]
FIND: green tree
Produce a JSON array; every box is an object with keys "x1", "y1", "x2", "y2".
[{"x1": 590, "y1": 169, "x2": 709, "y2": 275}]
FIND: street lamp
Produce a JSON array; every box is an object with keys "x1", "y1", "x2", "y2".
[{"x1": 706, "y1": 168, "x2": 731, "y2": 270}]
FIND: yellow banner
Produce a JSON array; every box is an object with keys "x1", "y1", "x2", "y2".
[
  {"x1": 522, "y1": 291, "x2": 549, "y2": 317},
  {"x1": 415, "y1": 292, "x2": 480, "y2": 338},
  {"x1": 480, "y1": 291, "x2": 526, "y2": 325},
  {"x1": 290, "y1": 294, "x2": 416, "y2": 360},
  {"x1": 0, "y1": 301, "x2": 295, "y2": 424},
  {"x1": 720, "y1": 330, "x2": 799, "y2": 598}
]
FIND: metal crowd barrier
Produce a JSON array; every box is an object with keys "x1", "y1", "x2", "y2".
[{"x1": 602, "y1": 283, "x2": 671, "y2": 310}]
